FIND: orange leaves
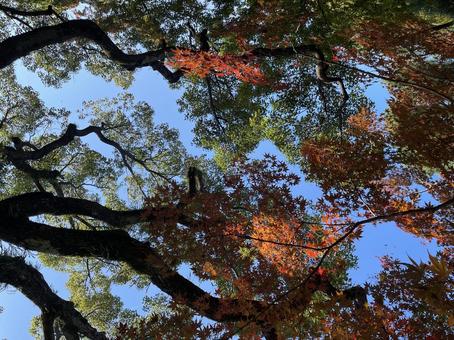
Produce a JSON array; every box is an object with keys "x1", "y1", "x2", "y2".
[
  {"x1": 167, "y1": 49, "x2": 268, "y2": 85},
  {"x1": 248, "y1": 213, "x2": 344, "y2": 276},
  {"x1": 344, "y1": 18, "x2": 454, "y2": 174},
  {"x1": 386, "y1": 90, "x2": 454, "y2": 173},
  {"x1": 347, "y1": 107, "x2": 382, "y2": 134},
  {"x1": 301, "y1": 108, "x2": 387, "y2": 194},
  {"x1": 202, "y1": 261, "x2": 217, "y2": 278},
  {"x1": 251, "y1": 214, "x2": 302, "y2": 276}
]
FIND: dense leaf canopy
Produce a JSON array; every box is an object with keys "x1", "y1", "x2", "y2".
[{"x1": 0, "y1": 0, "x2": 453, "y2": 339}]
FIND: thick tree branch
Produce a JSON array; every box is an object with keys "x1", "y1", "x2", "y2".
[
  {"x1": 0, "y1": 192, "x2": 146, "y2": 227},
  {"x1": 0, "y1": 254, "x2": 107, "y2": 340},
  {"x1": 0, "y1": 4, "x2": 54, "y2": 17},
  {"x1": 0, "y1": 217, "x2": 270, "y2": 323},
  {"x1": 3, "y1": 6, "x2": 444, "y2": 103},
  {"x1": 0, "y1": 19, "x2": 182, "y2": 82},
  {"x1": 0, "y1": 192, "x2": 371, "y2": 327},
  {"x1": 0, "y1": 13, "x2": 347, "y2": 91}
]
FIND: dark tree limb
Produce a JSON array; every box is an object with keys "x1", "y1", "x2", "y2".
[
  {"x1": 248, "y1": 45, "x2": 349, "y2": 101},
  {"x1": 5, "y1": 123, "x2": 169, "y2": 181},
  {"x1": 2, "y1": 139, "x2": 61, "y2": 194},
  {"x1": 0, "y1": 192, "x2": 147, "y2": 227},
  {"x1": 307, "y1": 55, "x2": 453, "y2": 103},
  {"x1": 2, "y1": 123, "x2": 170, "y2": 200},
  {"x1": 0, "y1": 19, "x2": 181, "y2": 82},
  {"x1": 41, "y1": 312, "x2": 56, "y2": 340},
  {"x1": 0, "y1": 217, "x2": 270, "y2": 323},
  {"x1": 187, "y1": 166, "x2": 205, "y2": 196},
  {"x1": 0, "y1": 254, "x2": 107, "y2": 340},
  {"x1": 0, "y1": 12, "x2": 346, "y2": 91},
  {"x1": 0, "y1": 4, "x2": 54, "y2": 18},
  {"x1": 2, "y1": 6, "x2": 445, "y2": 102},
  {"x1": 0, "y1": 193, "x2": 373, "y2": 327},
  {"x1": 0, "y1": 191, "x2": 198, "y2": 232},
  {"x1": 428, "y1": 20, "x2": 454, "y2": 31},
  {"x1": 0, "y1": 4, "x2": 55, "y2": 31}
]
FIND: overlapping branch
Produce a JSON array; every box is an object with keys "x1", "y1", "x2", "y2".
[
  {"x1": 0, "y1": 192, "x2": 146, "y2": 227},
  {"x1": 250, "y1": 45, "x2": 349, "y2": 101},
  {"x1": 5, "y1": 123, "x2": 169, "y2": 180},
  {"x1": 231, "y1": 197, "x2": 454, "y2": 251},
  {"x1": 0, "y1": 215, "x2": 270, "y2": 323}
]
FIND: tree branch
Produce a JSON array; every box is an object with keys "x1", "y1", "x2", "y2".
[
  {"x1": 0, "y1": 192, "x2": 146, "y2": 227},
  {"x1": 6, "y1": 123, "x2": 169, "y2": 181},
  {"x1": 0, "y1": 12, "x2": 347, "y2": 91},
  {"x1": 248, "y1": 45, "x2": 349, "y2": 101},
  {"x1": 229, "y1": 197, "x2": 454, "y2": 251},
  {"x1": 0, "y1": 217, "x2": 269, "y2": 323},
  {"x1": 0, "y1": 254, "x2": 107, "y2": 340},
  {"x1": 0, "y1": 192, "x2": 375, "y2": 327},
  {"x1": 0, "y1": 19, "x2": 181, "y2": 83},
  {"x1": 0, "y1": 4, "x2": 54, "y2": 17}
]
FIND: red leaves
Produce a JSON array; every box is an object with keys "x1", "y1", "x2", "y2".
[
  {"x1": 145, "y1": 15, "x2": 454, "y2": 335},
  {"x1": 167, "y1": 49, "x2": 268, "y2": 85}
]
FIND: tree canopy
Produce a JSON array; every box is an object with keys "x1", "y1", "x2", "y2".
[{"x1": 0, "y1": 1, "x2": 453, "y2": 339}]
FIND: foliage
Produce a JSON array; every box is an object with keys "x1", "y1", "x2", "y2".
[{"x1": 0, "y1": 0, "x2": 453, "y2": 339}]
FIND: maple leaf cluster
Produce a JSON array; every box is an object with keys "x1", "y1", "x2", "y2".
[{"x1": 167, "y1": 49, "x2": 268, "y2": 85}]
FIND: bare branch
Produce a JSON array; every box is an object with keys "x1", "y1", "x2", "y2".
[{"x1": 6, "y1": 123, "x2": 170, "y2": 181}]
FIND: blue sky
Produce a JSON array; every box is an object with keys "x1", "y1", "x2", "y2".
[{"x1": 0, "y1": 64, "x2": 439, "y2": 339}]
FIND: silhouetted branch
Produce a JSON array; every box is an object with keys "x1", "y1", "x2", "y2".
[{"x1": 0, "y1": 254, "x2": 107, "y2": 340}]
